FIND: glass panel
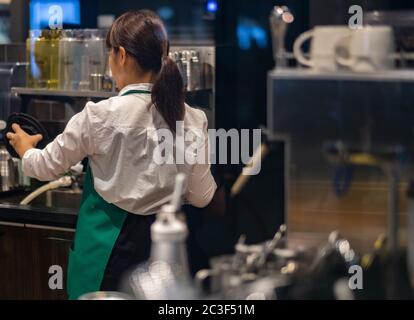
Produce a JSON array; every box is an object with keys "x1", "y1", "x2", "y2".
[{"x1": 269, "y1": 73, "x2": 414, "y2": 251}]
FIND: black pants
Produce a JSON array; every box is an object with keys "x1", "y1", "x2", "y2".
[
  {"x1": 100, "y1": 206, "x2": 210, "y2": 292},
  {"x1": 100, "y1": 213, "x2": 156, "y2": 291}
]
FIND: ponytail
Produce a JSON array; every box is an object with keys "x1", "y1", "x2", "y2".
[
  {"x1": 107, "y1": 10, "x2": 185, "y2": 132},
  {"x1": 152, "y1": 56, "x2": 185, "y2": 132}
]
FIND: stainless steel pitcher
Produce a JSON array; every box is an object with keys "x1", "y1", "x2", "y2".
[{"x1": 0, "y1": 145, "x2": 24, "y2": 192}]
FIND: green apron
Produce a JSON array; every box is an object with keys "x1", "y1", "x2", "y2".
[{"x1": 67, "y1": 89, "x2": 151, "y2": 300}]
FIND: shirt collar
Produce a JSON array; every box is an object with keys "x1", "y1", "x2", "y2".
[{"x1": 118, "y1": 83, "x2": 153, "y2": 96}]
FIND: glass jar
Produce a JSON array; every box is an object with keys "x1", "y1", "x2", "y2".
[
  {"x1": 58, "y1": 29, "x2": 85, "y2": 90},
  {"x1": 82, "y1": 29, "x2": 108, "y2": 90},
  {"x1": 26, "y1": 29, "x2": 62, "y2": 89}
]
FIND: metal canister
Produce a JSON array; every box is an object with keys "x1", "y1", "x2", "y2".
[
  {"x1": 189, "y1": 50, "x2": 202, "y2": 91},
  {"x1": 0, "y1": 146, "x2": 19, "y2": 192},
  {"x1": 170, "y1": 51, "x2": 188, "y2": 89},
  {"x1": 181, "y1": 50, "x2": 191, "y2": 91},
  {"x1": 89, "y1": 74, "x2": 104, "y2": 92},
  {"x1": 181, "y1": 50, "x2": 202, "y2": 91}
]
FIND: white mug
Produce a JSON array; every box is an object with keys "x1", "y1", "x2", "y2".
[
  {"x1": 336, "y1": 26, "x2": 396, "y2": 72},
  {"x1": 294, "y1": 26, "x2": 352, "y2": 71}
]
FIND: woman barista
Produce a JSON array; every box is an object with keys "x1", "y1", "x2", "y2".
[{"x1": 6, "y1": 10, "x2": 217, "y2": 299}]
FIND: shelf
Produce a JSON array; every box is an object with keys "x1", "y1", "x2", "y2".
[
  {"x1": 269, "y1": 68, "x2": 414, "y2": 82},
  {"x1": 11, "y1": 87, "x2": 116, "y2": 99},
  {"x1": 11, "y1": 87, "x2": 214, "y2": 99}
]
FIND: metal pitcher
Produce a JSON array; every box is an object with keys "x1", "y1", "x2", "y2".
[{"x1": 0, "y1": 145, "x2": 23, "y2": 192}]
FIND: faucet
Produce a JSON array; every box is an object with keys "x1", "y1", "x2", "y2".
[
  {"x1": 68, "y1": 163, "x2": 84, "y2": 192},
  {"x1": 20, "y1": 163, "x2": 84, "y2": 206},
  {"x1": 269, "y1": 5, "x2": 295, "y2": 68}
]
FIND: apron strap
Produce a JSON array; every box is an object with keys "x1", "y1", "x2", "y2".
[{"x1": 121, "y1": 89, "x2": 151, "y2": 96}]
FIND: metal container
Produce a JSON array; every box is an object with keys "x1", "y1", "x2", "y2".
[
  {"x1": 189, "y1": 50, "x2": 202, "y2": 91},
  {"x1": 182, "y1": 50, "x2": 202, "y2": 91},
  {"x1": 170, "y1": 51, "x2": 187, "y2": 88},
  {"x1": 0, "y1": 145, "x2": 23, "y2": 192},
  {"x1": 150, "y1": 206, "x2": 190, "y2": 280},
  {"x1": 181, "y1": 50, "x2": 191, "y2": 91},
  {"x1": 89, "y1": 74, "x2": 104, "y2": 92}
]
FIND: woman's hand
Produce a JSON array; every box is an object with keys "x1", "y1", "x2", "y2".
[{"x1": 6, "y1": 124, "x2": 43, "y2": 158}]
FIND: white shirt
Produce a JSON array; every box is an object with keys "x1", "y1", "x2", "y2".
[{"x1": 22, "y1": 83, "x2": 217, "y2": 215}]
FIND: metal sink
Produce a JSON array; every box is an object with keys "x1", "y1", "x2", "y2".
[{"x1": 29, "y1": 189, "x2": 82, "y2": 210}]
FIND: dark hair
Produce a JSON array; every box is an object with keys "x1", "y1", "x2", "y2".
[{"x1": 106, "y1": 10, "x2": 185, "y2": 131}]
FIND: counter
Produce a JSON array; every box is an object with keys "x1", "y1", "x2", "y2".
[
  {"x1": 0, "y1": 192, "x2": 78, "y2": 232},
  {"x1": 0, "y1": 191, "x2": 77, "y2": 300}
]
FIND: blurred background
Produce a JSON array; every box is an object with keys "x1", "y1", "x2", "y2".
[{"x1": 1, "y1": 0, "x2": 414, "y2": 300}]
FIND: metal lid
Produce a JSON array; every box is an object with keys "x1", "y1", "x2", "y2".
[{"x1": 151, "y1": 210, "x2": 189, "y2": 242}]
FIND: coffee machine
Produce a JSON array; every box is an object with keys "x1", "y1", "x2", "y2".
[{"x1": 0, "y1": 62, "x2": 27, "y2": 193}]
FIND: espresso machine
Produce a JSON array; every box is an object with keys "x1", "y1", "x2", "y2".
[{"x1": 0, "y1": 62, "x2": 27, "y2": 193}]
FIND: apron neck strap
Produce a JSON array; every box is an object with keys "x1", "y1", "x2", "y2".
[{"x1": 121, "y1": 89, "x2": 152, "y2": 97}]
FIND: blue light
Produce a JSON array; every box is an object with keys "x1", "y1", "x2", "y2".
[
  {"x1": 157, "y1": 6, "x2": 175, "y2": 20},
  {"x1": 30, "y1": 0, "x2": 81, "y2": 30},
  {"x1": 206, "y1": 1, "x2": 218, "y2": 13},
  {"x1": 237, "y1": 17, "x2": 269, "y2": 50}
]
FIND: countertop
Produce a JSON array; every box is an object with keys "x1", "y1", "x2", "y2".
[{"x1": 0, "y1": 191, "x2": 78, "y2": 231}]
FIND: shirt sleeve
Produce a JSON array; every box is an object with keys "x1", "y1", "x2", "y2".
[
  {"x1": 186, "y1": 114, "x2": 217, "y2": 208},
  {"x1": 22, "y1": 103, "x2": 96, "y2": 182}
]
